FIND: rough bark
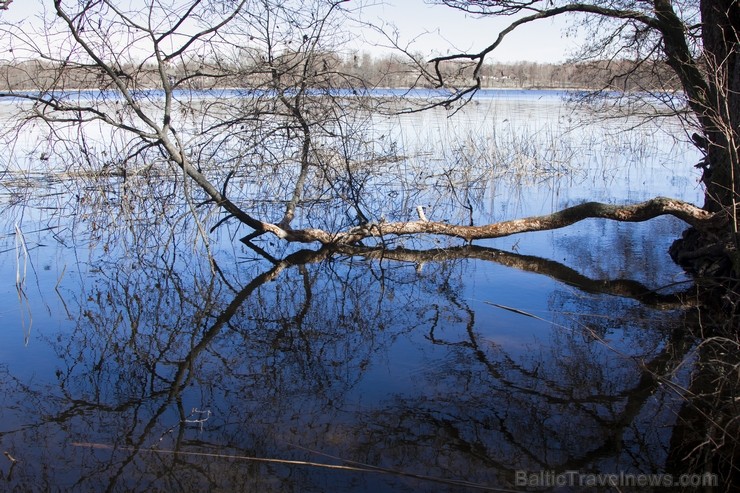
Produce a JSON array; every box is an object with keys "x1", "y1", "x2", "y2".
[
  {"x1": 696, "y1": 0, "x2": 740, "y2": 213},
  {"x1": 257, "y1": 196, "x2": 722, "y2": 245}
]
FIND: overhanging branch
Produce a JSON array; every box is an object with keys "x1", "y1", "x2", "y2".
[{"x1": 430, "y1": 3, "x2": 659, "y2": 88}]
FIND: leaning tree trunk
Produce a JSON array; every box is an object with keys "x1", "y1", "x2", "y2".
[
  {"x1": 669, "y1": 0, "x2": 740, "y2": 278},
  {"x1": 700, "y1": 0, "x2": 740, "y2": 214},
  {"x1": 665, "y1": 5, "x2": 740, "y2": 486}
]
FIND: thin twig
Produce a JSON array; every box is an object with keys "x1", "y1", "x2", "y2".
[{"x1": 71, "y1": 442, "x2": 514, "y2": 492}]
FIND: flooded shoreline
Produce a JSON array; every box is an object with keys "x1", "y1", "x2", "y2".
[{"x1": 0, "y1": 91, "x2": 720, "y2": 491}]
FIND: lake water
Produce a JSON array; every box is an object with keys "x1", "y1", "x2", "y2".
[{"x1": 0, "y1": 90, "x2": 713, "y2": 491}]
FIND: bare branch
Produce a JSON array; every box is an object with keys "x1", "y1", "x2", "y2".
[
  {"x1": 270, "y1": 197, "x2": 723, "y2": 245},
  {"x1": 430, "y1": 3, "x2": 659, "y2": 88}
]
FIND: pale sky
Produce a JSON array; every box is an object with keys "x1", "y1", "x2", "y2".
[
  {"x1": 1, "y1": 0, "x2": 578, "y2": 63},
  {"x1": 353, "y1": 0, "x2": 577, "y2": 63}
]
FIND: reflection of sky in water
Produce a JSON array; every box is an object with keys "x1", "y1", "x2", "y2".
[
  {"x1": 0, "y1": 91, "x2": 707, "y2": 491},
  {"x1": 381, "y1": 91, "x2": 701, "y2": 287}
]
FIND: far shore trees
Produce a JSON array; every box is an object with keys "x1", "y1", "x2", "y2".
[{"x1": 0, "y1": 54, "x2": 681, "y2": 91}]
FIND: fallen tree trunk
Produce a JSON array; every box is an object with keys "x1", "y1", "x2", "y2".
[{"x1": 257, "y1": 196, "x2": 725, "y2": 245}]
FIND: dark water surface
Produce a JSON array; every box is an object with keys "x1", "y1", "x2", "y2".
[{"x1": 0, "y1": 91, "x2": 711, "y2": 491}]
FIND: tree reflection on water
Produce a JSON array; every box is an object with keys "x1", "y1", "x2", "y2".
[{"x1": 1, "y1": 204, "x2": 717, "y2": 492}]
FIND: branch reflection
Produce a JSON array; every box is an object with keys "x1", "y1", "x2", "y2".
[{"x1": 0, "y1": 240, "x2": 714, "y2": 491}]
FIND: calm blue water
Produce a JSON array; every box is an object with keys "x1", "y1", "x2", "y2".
[{"x1": 0, "y1": 90, "x2": 708, "y2": 491}]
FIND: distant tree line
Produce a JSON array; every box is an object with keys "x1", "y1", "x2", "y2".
[
  {"x1": 345, "y1": 53, "x2": 680, "y2": 92},
  {"x1": 0, "y1": 51, "x2": 678, "y2": 92}
]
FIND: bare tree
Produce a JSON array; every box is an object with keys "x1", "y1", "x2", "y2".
[
  {"x1": 424, "y1": 0, "x2": 739, "y2": 278},
  {"x1": 0, "y1": 0, "x2": 727, "y2": 258},
  {"x1": 0, "y1": 0, "x2": 385, "y2": 242}
]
